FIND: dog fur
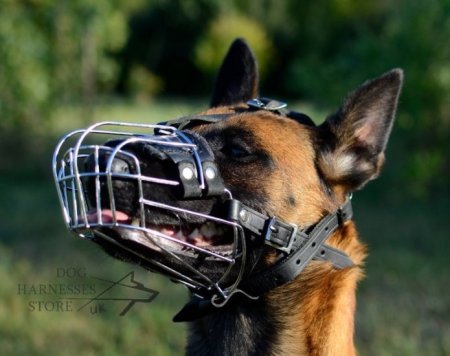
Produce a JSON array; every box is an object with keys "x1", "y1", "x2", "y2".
[{"x1": 186, "y1": 39, "x2": 402, "y2": 355}]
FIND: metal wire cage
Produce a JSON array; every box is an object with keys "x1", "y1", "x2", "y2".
[{"x1": 52, "y1": 121, "x2": 249, "y2": 304}]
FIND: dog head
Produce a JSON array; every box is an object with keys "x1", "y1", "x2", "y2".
[{"x1": 54, "y1": 39, "x2": 402, "y2": 301}]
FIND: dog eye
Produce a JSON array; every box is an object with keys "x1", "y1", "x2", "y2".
[{"x1": 220, "y1": 143, "x2": 252, "y2": 160}]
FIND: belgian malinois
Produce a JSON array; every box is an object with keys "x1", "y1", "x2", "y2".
[{"x1": 53, "y1": 38, "x2": 403, "y2": 355}]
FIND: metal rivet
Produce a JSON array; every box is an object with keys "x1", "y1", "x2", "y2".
[
  {"x1": 205, "y1": 167, "x2": 216, "y2": 180},
  {"x1": 182, "y1": 167, "x2": 194, "y2": 180},
  {"x1": 239, "y1": 209, "x2": 248, "y2": 222}
]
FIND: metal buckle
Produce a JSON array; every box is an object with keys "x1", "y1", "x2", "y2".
[
  {"x1": 247, "y1": 98, "x2": 288, "y2": 111},
  {"x1": 264, "y1": 217, "x2": 298, "y2": 254}
]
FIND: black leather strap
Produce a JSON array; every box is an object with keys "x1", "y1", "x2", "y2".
[
  {"x1": 173, "y1": 201, "x2": 354, "y2": 322},
  {"x1": 223, "y1": 199, "x2": 353, "y2": 270},
  {"x1": 173, "y1": 294, "x2": 216, "y2": 322},
  {"x1": 238, "y1": 200, "x2": 353, "y2": 296},
  {"x1": 159, "y1": 114, "x2": 231, "y2": 130},
  {"x1": 160, "y1": 97, "x2": 316, "y2": 131},
  {"x1": 247, "y1": 97, "x2": 316, "y2": 127}
]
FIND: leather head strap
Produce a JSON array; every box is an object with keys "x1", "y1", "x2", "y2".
[
  {"x1": 173, "y1": 200, "x2": 354, "y2": 322},
  {"x1": 159, "y1": 97, "x2": 316, "y2": 130}
]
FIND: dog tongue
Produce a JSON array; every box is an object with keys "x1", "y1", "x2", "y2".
[{"x1": 87, "y1": 209, "x2": 130, "y2": 224}]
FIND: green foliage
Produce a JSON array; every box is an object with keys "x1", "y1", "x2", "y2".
[
  {"x1": 0, "y1": 1, "x2": 52, "y2": 132},
  {"x1": 128, "y1": 66, "x2": 163, "y2": 100},
  {"x1": 112, "y1": 0, "x2": 222, "y2": 96},
  {"x1": 0, "y1": 0, "x2": 146, "y2": 133},
  {"x1": 195, "y1": 13, "x2": 274, "y2": 78}
]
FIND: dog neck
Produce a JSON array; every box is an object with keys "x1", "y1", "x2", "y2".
[
  {"x1": 186, "y1": 297, "x2": 278, "y2": 356},
  {"x1": 186, "y1": 223, "x2": 365, "y2": 356}
]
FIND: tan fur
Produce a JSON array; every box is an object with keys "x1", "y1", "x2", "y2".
[
  {"x1": 269, "y1": 224, "x2": 366, "y2": 355},
  {"x1": 319, "y1": 150, "x2": 357, "y2": 182},
  {"x1": 198, "y1": 108, "x2": 367, "y2": 354},
  {"x1": 201, "y1": 110, "x2": 336, "y2": 225}
]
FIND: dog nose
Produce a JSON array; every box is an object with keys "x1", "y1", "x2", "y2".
[
  {"x1": 109, "y1": 156, "x2": 131, "y2": 174},
  {"x1": 84, "y1": 150, "x2": 136, "y2": 176},
  {"x1": 84, "y1": 149, "x2": 139, "y2": 215}
]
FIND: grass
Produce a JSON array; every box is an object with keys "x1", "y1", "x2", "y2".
[
  {"x1": 0, "y1": 98, "x2": 449, "y2": 355},
  {"x1": 354, "y1": 197, "x2": 450, "y2": 355}
]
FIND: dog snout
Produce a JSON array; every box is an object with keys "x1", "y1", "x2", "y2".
[
  {"x1": 109, "y1": 155, "x2": 132, "y2": 174},
  {"x1": 83, "y1": 140, "x2": 184, "y2": 216},
  {"x1": 84, "y1": 149, "x2": 139, "y2": 216}
]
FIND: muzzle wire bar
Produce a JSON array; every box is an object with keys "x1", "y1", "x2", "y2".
[{"x1": 53, "y1": 121, "x2": 247, "y2": 303}]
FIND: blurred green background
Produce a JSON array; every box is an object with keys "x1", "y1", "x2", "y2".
[{"x1": 0, "y1": 0, "x2": 449, "y2": 355}]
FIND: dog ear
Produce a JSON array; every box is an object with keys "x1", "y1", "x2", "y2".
[
  {"x1": 317, "y1": 69, "x2": 403, "y2": 192},
  {"x1": 210, "y1": 38, "x2": 259, "y2": 107}
]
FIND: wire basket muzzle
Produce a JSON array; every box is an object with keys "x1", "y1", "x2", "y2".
[{"x1": 52, "y1": 122, "x2": 248, "y2": 302}]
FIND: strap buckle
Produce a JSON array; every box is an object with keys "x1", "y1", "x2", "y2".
[
  {"x1": 263, "y1": 217, "x2": 298, "y2": 254},
  {"x1": 247, "y1": 98, "x2": 288, "y2": 111}
]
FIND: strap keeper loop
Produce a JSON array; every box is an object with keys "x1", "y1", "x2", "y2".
[{"x1": 264, "y1": 218, "x2": 298, "y2": 254}]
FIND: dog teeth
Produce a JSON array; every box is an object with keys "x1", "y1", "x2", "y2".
[
  {"x1": 174, "y1": 230, "x2": 185, "y2": 241},
  {"x1": 188, "y1": 228, "x2": 201, "y2": 239},
  {"x1": 200, "y1": 222, "x2": 216, "y2": 238},
  {"x1": 133, "y1": 221, "x2": 225, "y2": 247},
  {"x1": 199, "y1": 222, "x2": 225, "y2": 238}
]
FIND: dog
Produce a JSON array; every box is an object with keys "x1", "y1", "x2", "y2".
[{"x1": 53, "y1": 38, "x2": 403, "y2": 355}]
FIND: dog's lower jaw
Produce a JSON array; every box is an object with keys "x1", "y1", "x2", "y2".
[{"x1": 186, "y1": 223, "x2": 365, "y2": 356}]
